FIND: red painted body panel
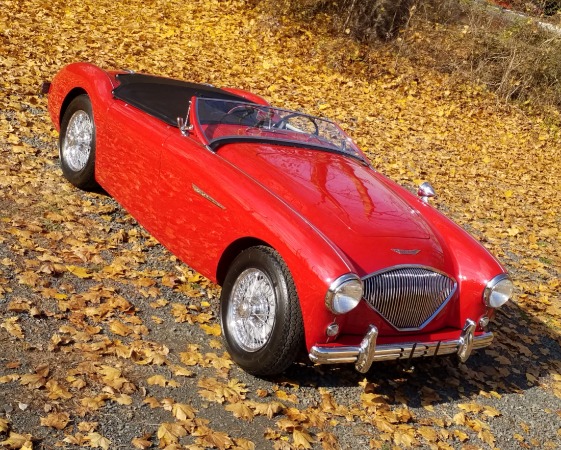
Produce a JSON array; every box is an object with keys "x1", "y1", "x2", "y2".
[{"x1": 47, "y1": 63, "x2": 508, "y2": 355}]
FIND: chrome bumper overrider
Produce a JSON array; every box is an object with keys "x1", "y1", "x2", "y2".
[{"x1": 309, "y1": 319, "x2": 493, "y2": 373}]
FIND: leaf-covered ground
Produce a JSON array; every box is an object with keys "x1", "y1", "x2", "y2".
[{"x1": 1, "y1": 0, "x2": 561, "y2": 449}]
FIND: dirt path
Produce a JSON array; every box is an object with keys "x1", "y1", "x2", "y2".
[{"x1": 1, "y1": 0, "x2": 561, "y2": 449}]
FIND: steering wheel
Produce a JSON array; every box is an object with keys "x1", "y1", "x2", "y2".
[
  {"x1": 219, "y1": 105, "x2": 260, "y2": 125},
  {"x1": 273, "y1": 113, "x2": 319, "y2": 136}
]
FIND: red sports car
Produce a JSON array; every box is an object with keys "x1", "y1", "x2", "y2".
[{"x1": 44, "y1": 63, "x2": 513, "y2": 376}]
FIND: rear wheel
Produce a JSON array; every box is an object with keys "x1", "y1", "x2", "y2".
[
  {"x1": 220, "y1": 246, "x2": 304, "y2": 376},
  {"x1": 59, "y1": 94, "x2": 98, "y2": 190}
]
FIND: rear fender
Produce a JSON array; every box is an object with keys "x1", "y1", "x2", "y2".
[{"x1": 47, "y1": 62, "x2": 116, "y2": 131}]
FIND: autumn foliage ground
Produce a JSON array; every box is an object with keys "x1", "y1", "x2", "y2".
[{"x1": 1, "y1": 0, "x2": 561, "y2": 449}]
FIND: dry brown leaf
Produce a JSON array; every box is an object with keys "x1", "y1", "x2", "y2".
[
  {"x1": 45, "y1": 379, "x2": 72, "y2": 400},
  {"x1": 458, "y1": 403, "x2": 482, "y2": 414},
  {"x1": 233, "y1": 437, "x2": 256, "y2": 450},
  {"x1": 275, "y1": 390, "x2": 298, "y2": 403},
  {"x1": 0, "y1": 418, "x2": 10, "y2": 433},
  {"x1": 293, "y1": 429, "x2": 314, "y2": 449},
  {"x1": 131, "y1": 434, "x2": 152, "y2": 449},
  {"x1": 453, "y1": 411, "x2": 466, "y2": 426},
  {"x1": 172, "y1": 403, "x2": 197, "y2": 420},
  {"x1": 196, "y1": 429, "x2": 233, "y2": 450},
  {"x1": 417, "y1": 426, "x2": 438, "y2": 442},
  {"x1": 249, "y1": 400, "x2": 284, "y2": 419},
  {"x1": 478, "y1": 429, "x2": 496, "y2": 446},
  {"x1": 170, "y1": 365, "x2": 194, "y2": 378},
  {"x1": 0, "y1": 374, "x2": 20, "y2": 384},
  {"x1": 157, "y1": 422, "x2": 187, "y2": 446},
  {"x1": 1, "y1": 317, "x2": 24, "y2": 339},
  {"x1": 199, "y1": 323, "x2": 221, "y2": 336},
  {"x1": 19, "y1": 373, "x2": 46, "y2": 389},
  {"x1": 147, "y1": 375, "x2": 168, "y2": 387},
  {"x1": 66, "y1": 265, "x2": 93, "y2": 279},
  {"x1": 483, "y1": 406, "x2": 501, "y2": 417},
  {"x1": 78, "y1": 422, "x2": 99, "y2": 433},
  {"x1": 143, "y1": 397, "x2": 160, "y2": 408},
  {"x1": 40, "y1": 412, "x2": 70, "y2": 430},
  {"x1": 86, "y1": 432, "x2": 111, "y2": 450},
  {"x1": 0, "y1": 432, "x2": 33, "y2": 449},
  {"x1": 225, "y1": 401, "x2": 254, "y2": 421},
  {"x1": 453, "y1": 429, "x2": 469, "y2": 442},
  {"x1": 109, "y1": 320, "x2": 133, "y2": 337}
]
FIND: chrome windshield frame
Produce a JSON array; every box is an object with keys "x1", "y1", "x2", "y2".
[{"x1": 193, "y1": 97, "x2": 366, "y2": 161}]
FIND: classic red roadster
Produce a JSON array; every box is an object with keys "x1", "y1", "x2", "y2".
[{"x1": 44, "y1": 63, "x2": 513, "y2": 376}]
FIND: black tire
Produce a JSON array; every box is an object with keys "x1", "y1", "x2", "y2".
[
  {"x1": 59, "y1": 94, "x2": 99, "y2": 190},
  {"x1": 220, "y1": 246, "x2": 304, "y2": 376}
]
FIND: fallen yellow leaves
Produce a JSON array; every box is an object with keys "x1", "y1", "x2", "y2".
[
  {"x1": 1, "y1": 317, "x2": 24, "y2": 339},
  {"x1": 40, "y1": 412, "x2": 70, "y2": 430},
  {"x1": 147, "y1": 374, "x2": 179, "y2": 388},
  {"x1": 157, "y1": 422, "x2": 187, "y2": 447},
  {"x1": 0, "y1": 432, "x2": 33, "y2": 450},
  {"x1": 85, "y1": 432, "x2": 111, "y2": 449},
  {"x1": 225, "y1": 401, "x2": 255, "y2": 421},
  {"x1": 0, "y1": 0, "x2": 560, "y2": 448},
  {"x1": 200, "y1": 323, "x2": 221, "y2": 336},
  {"x1": 0, "y1": 419, "x2": 9, "y2": 433},
  {"x1": 198, "y1": 377, "x2": 248, "y2": 404},
  {"x1": 65, "y1": 265, "x2": 94, "y2": 279}
]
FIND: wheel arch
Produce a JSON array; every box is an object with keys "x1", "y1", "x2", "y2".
[
  {"x1": 216, "y1": 236, "x2": 272, "y2": 286},
  {"x1": 59, "y1": 88, "x2": 88, "y2": 125}
]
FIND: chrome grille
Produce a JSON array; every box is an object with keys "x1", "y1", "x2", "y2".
[{"x1": 362, "y1": 266, "x2": 457, "y2": 331}]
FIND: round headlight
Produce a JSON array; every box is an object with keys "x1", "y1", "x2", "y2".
[
  {"x1": 325, "y1": 274, "x2": 363, "y2": 314},
  {"x1": 484, "y1": 274, "x2": 514, "y2": 308}
]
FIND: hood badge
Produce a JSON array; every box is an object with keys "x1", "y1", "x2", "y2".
[{"x1": 392, "y1": 248, "x2": 420, "y2": 255}]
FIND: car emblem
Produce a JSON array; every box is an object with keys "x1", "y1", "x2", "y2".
[{"x1": 392, "y1": 248, "x2": 420, "y2": 255}]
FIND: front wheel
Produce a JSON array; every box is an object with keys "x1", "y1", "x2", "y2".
[
  {"x1": 59, "y1": 94, "x2": 99, "y2": 190},
  {"x1": 220, "y1": 246, "x2": 304, "y2": 376}
]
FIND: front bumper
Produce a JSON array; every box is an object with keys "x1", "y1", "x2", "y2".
[{"x1": 309, "y1": 319, "x2": 493, "y2": 373}]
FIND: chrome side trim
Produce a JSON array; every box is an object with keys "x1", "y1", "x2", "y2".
[
  {"x1": 309, "y1": 320, "x2": 493, "y2": 370},
  {"x1": 192, "y1": 184, "x2": 225, "y2": 210}
]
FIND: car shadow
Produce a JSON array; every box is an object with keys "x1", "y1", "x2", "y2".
[{"x1": 279, "y1": 300, "x2": 561, "y2": 406}]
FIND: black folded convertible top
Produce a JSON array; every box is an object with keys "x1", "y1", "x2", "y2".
[{"x1": 112, "y1": 73, "x2": 252, "y2": 127}]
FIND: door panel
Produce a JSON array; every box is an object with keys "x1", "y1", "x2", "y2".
[
  {"x1": 158, "y1": 134, "x2": 242, "y2": 280},
  {"x1": 96, "y1": 102, "x2": 173, "y2": 238}
]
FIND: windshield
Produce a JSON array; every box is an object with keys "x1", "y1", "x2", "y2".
[{"x1": 194, "y1": 98, "x2": 363, "y2": 159}]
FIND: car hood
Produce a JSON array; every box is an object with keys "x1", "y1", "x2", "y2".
[{"x1": 219, "y1": 144, "x2": 448, "y2": 274}]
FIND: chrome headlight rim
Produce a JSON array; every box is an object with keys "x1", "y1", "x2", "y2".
[
  {"x1": 484, "y1": 273, "x2": 513, "y2": 308},
  {"x1": 325, "y1": 273, "x2": 363, "y2": 315}
]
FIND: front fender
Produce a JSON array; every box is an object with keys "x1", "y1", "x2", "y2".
[
  {"x1": 376, "y1": 174, "x2": 507, "y2": 326},
  {"x1": 213, "y1": 171, "x2": 358, "y2": 351}
]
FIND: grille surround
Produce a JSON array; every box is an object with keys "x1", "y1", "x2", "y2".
[{"x1": 362, "y1": 265, "x2": 457, "y2": 331}]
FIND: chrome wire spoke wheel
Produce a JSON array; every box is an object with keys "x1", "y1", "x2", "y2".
[
  {"x1": 227, "y1": 268, "x2": 276, "y2": 352},
  {"x1": 62, "y1": 110, "x2": 93, "y2": 172},
  {"x1": 220, "y1": 246, "x2": 304, "y2": 376}
]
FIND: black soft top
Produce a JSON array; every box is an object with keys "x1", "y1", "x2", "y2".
[{"x1": 112, "y1": 73, "x2": 252, "y2": 127}]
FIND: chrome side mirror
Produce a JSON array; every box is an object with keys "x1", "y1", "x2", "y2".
[
  {"x1": 177, "y1": 116, "x2": 190, "y2": 136},
  {"x1": 177, "y1": 100, "x2": 193, "y2": 136},
  {"x1": 418, "y1": 182, "x2": 436, "y2": 203}
]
